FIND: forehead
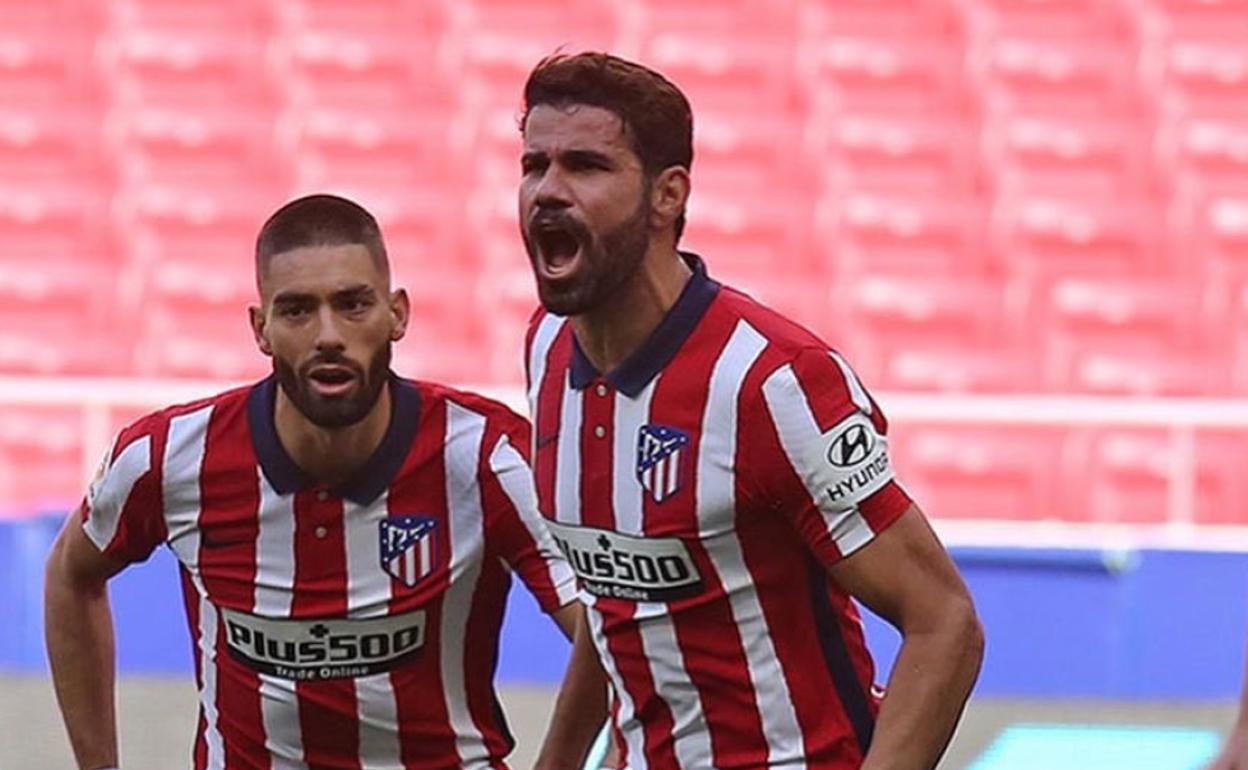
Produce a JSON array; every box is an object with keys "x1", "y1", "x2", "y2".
[
  {"x1": 522, "y1": 103, "x2": 635, "y2": 158},
  {"x1": 261, "y1": 243, "x2": 384, "y2": 298}
]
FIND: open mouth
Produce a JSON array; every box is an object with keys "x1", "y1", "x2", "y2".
[
  {"x1": 532, "y1": 220, "x2": 584, "y2": 280},
  {"x1": 306, "y1": 365, "x2": 358, "y2": 397}
]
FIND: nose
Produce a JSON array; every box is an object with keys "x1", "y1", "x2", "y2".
[
  {"x1": 313, "y1": 305, "x2": 346, "y2": 353},
  {"x1": 531, "y1": 165, "x2": 572, "y2": 212}
]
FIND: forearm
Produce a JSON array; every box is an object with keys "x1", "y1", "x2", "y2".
[
  {"x1": 534, "y1": 613, "x2": 610, "y2": 770},
  {"x1": 860, "y1": 605, "x2": 984, "y2": 770},
  {"x1": 45, "y1": 564, "x2": 119, "y2": 770}
]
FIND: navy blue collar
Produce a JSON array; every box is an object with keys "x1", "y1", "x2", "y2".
[
  {"x1": 246, "y1": 374, "x2": 421, "y2": 505},
  {"x1": 570, "y1": 252, "x2": 720, "y2": 397}
]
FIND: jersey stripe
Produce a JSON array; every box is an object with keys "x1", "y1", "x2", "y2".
[
  {"x1": 526, "y1": 314, "x2": 566, "y2": 421},
  {"x1": 762, "y1": 365, "x2": 877, "y2": 558},
  {"x1": 252, "y1": 474, "x2": 305, "y2": 767},
  {"x1": 807, "y1": 562, "x2": 875, "y2": 756},
  {"x1": 163, "y1": 406, "x2": 223, "y2": 770},
  {"x1": 610, "y1": 382, "x2": 655, "y2": 537},
  {"x1": 554, "y1": 371, "x2": 584, "y2": 527},
  {"x1": 489, "y1": 435, "x2": 578, "y2": 606},
  {"x1": 82, "y1": 436, "x2": 151, "y2": 551},
  {"x1": 701, "y1": 321, "x2": 807, "y2": 766},
  {"x1": 442, "y1": 402, "x2": 491, "y2": 768}
]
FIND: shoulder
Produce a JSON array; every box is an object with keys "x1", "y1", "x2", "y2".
[
  {"x1": 110, "y1": 383, "x2": 254, "y2": 457},
  {"x1": 406, "y1": 379, "x2": 529, "y2": 438}
]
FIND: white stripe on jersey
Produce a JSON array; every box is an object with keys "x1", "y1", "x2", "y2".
[
  {"x1": 637, "y1": 620, "x2": 713, "y2": 769},
  {"x1": 83, "y1": 435, "x2": 151, "y2": 551},
  {"x1": 610, "y1": 381, "x2": 656, "y2": 536},
  {"x1": 697, "y1": 321, "x2": 807, "y2": 766},
  {"x1": 586, "y1": 603, "x2": 647, "y2": 770},
  {"x1": 762, "y1": 366, "x2": 876, "y2": 557},
  {"x1": 345, "y1": 492, "x2": 406, "y2": 769},
  {"x1": 443, "y1": 402, "x2": 491, "y2": 769},
  {"x1": 610, "y1": 377, "x2": 711, "y2": 770},
  {"x1": 526, "y1": 314, "x2": 567, "y2": 432},
  {"x1": 490, "y1": 435, "x2": 578, "y2": 605},
  {"x1": 253, "y1": 475, "x2": 306, "y2": 766},
  {"x1": 162, "y1": 407, "x2": 224, "y2": 770},
  {"x1": 829, "y1": 351, "x2": 872, "y2": 414},
  {"x1": 554, "y1": 372, "x2": 584, "y2": 526}
]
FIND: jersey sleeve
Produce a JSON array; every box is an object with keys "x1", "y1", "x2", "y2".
[
  {"x1": 78, "y1": 419, "x2": 167, "y2": 564},
  {"x1": 757, "y1": 347, "x2": 912, "y2": 568},
  {"x1": 481, "y1": 415, "x2": 579, "y2": 613}
]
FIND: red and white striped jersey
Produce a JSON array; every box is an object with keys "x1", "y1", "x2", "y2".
[
  {"x1": 80, "y1": 375, "x2": 577, "y2": 770},
  {"x1": 525, "y1": 255, "x2": 913, "y2": 770}
]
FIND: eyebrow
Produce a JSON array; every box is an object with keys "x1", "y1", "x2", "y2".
[
  {"x1": 522, "y1": 148, "x2": 617, "y2": 167},
  {"x1": 271, "y1": 284, "x2": 376, "y2": 305}
]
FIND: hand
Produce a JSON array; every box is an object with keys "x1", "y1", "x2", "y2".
[{"x1": 1208, "y1": 728, "x2": 1248, "y2": 770}]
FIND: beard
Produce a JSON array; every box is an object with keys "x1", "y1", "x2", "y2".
[
  {"x1": 274, "y1": 343, "x2": 391, "y2": 429},
  {"x1": 524, "y1": 195, "x2": 650, "y2": 317}
]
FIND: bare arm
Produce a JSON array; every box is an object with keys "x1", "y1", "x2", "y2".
[
  {"x1": 44, "y1": 513, "x2": 129, "y2": 770},
  {"x1": 830, "y1": 505, "x2": 985, "y2": 770},
  {"x1": 534, "y1": 604, "x2": 612, "y2": 770},
  {"x1": 1207, "y1": 639, "x2": 1248, "y2": 770}
]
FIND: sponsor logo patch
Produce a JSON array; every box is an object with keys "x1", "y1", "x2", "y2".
[
  {"x1": 818, "y1": 414, "x2": 894, "y2": 508},
  {"x1": 636, "y1": 425, "x2": 689, "y2": 504},
  {"x1": 546, "y1": 522, "x2": 704, "y2": 602},
  {"x1": 827, "y1": 423, "x2": 876, "y2": 467},
  {"x1": 379, "y1": 515, "x2": 439, "y2": 588},
  {"x1": 221, "y1": 608, "x2": 426, "y2": 681}
]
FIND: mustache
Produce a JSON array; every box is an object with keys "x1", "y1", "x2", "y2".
[
  {"x1": 528, "y1": 209, "x2": 591, "y2": 241},
  {"x1": 299, "y1": 353, "x2": 364, "y2": 378}
]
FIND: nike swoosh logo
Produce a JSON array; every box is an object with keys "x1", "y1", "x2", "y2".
[{"x1": 536, "y1": 434, "x2": 558, "y2": 449}]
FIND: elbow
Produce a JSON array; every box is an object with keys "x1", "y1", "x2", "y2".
[{"x1": 952, "y1": 594, "x2": 986, "y2": 679}]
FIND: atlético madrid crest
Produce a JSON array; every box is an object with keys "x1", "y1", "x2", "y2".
[
  {"x1": 379, "y1": 516, "x2": 439, "y2": 588},
  {"x1": 636, "y1": 425, "x2": 690, "y2": 504}
]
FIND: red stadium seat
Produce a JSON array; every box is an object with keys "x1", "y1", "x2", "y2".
[
  {"x1": 281, "y1": 106, "x2": 458, "y2": 190},
  {"x1": 811, "y1": 111, "x2": 979, "y2": 194},
  {"x1": 98, "y1": 25, "x2": 271, "y2": 108},
  {"x1": 0, "y1": 405, "x2": 86, "y2": 514},
  {"x1": 960, "y1": 0, "x2": 1133, "y2": 38},
  {"x1": 1195, "y1": 431, "x2": 1248, "y2": 524},
  {"x1": 969, "y1": 33, "x2": 1140, "y2": 116},
  {"x1": 135, "y1": 308, "x2": 268, "y2": 380},
  {"x1": 0, "y1": 105, "x2": 105, "y2": 183},
  {"x1": 889, "y1": 423, "x2": 1066, "y2": 521},
  {"x1": 1058, "y1": 341, "x2": 1225, "y2": 395},
  {"x1": 1062, "y1": 427, "x2": 1193, "y2": 524},
  {"x1": 1133, "y1": 0, "x2": 1248, "y2": 38},
  {"x1": 641, "y1": 28, "x2": 800, "y2": 111},
  {"x1": 991, "y1": 194, "x2": 1165, "y2": 271},
  {"x1": 799, "y1": 34, "x2": 968, "y2": 115},
  {"x1": 1170, "y1": 192, "x2": 1248, "y2": 271},
  {"x1": 270, "y1": 27, "x2": 451, "y2": 110},
  {"x1": 273, "y1": 0, "x2": 444, "y2": 33},
  {"x1": 696, "y1": 108, "x2": 812, "y2": 189},
  {"x1": 875, "y1": 344, "x2": 1042, "y2": 393},
  {"x1": 1156, "y1": 117, "x2": 1248, "y2": 196},
  {"x1": 106, "y1": 0, "x2": 271, "y2": 31},
  {"x1": 831, "y1": 272, "x2": 1010, "y2": 351},
  {"x1": 816, "y1": 191, "x2": 990, "y2": 274},
  {"x1": 981, "y1": 113, "x2": 1154, "y2": 196},
  {"x1": 107, "y1": 104, "x2": 281, "y2": 188},
  {"x1": 802, "y1": 0, "x2": 961, "y2": 38},
  {"x1": 682, "y1": 181, "x2": 817, "y2": 275},
  {"x1": 1142, "y1": 34, "x2": 1248, "y2": 118}
]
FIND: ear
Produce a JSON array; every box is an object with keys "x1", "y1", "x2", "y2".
[
  {"x1": 249, "y1": 305, "x2": 272, "y2": 356},
  {"x1": 649, "y1": 166, "x2": 691, "y2": 233},
  {"x1": 389, "y1": 288, "x2": 410, "y2": 342}
]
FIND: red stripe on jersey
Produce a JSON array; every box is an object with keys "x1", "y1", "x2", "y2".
[
  {"x1": 462, "y1": 560, "x2": 515, "y2": 765},
  {"x1": 386, "y1": 395, "x2": 459, "y2": 768},
  {"x1": 578, "y1": 380, "x2": 615, "y2": 531},
  {"x1": 533, "y1": 324, "x2": 573, "y2": 518},
  {"x1": 291, "y1": 488, "x2": 359, "y2": 769},
  {"x1": 788, "y1": 349, "x2": 859, "y2": 434},
  {"x1": 196, "y1": 399, "x2": 268, "y2": 769},
  {"x1": 599, "y1": 611, "x2": 681, "y2": 769},
  {"x1": 736, "y1": 349, "x2": 874, "y2": 765},
  {"x1": 648, "y1": 304, "x2": 770, "y2": 768},
  {"x1": 860, "y1": 482, "x2": 913, "y2": 534},
  {"x1": 182, "y1": 565, "x2": 209, "y2": 770}
]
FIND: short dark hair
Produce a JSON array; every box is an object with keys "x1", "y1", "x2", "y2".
[
  {"x1": 255, "y1": 194, "x2": 389, "y2": 285},
  {"x1": 522, "y1": 52, "x2": 694, "y2": 240}
]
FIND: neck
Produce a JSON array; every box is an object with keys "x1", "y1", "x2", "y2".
[
  {"x1": 273, "y1": 382, "x2": 392, "y2": 488},
  {"x1": 571, "y1": 246, "x2": 693, "y2": 376}
]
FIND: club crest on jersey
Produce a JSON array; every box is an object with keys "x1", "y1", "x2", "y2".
[
  {"x1": 636, "y1": 425, "x2": 689, "y2": 504},
  {"x1": 379, "y1": 516, "x2": 438, "y2": 588}
]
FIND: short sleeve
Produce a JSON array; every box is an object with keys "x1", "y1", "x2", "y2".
[
  {"x1": 483, "y1": 424, "x2": 578, "y2": 612},
  {"x1": 758, "y1": 348, "x2": 912, "y2": 567},
  {"x1": 78, "y1": 423, "x2": 166, "y2": 564}
]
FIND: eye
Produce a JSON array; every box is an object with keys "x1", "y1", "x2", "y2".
[{"x1": 278, "y1": 305, "x2": 309, "y2": 319}]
